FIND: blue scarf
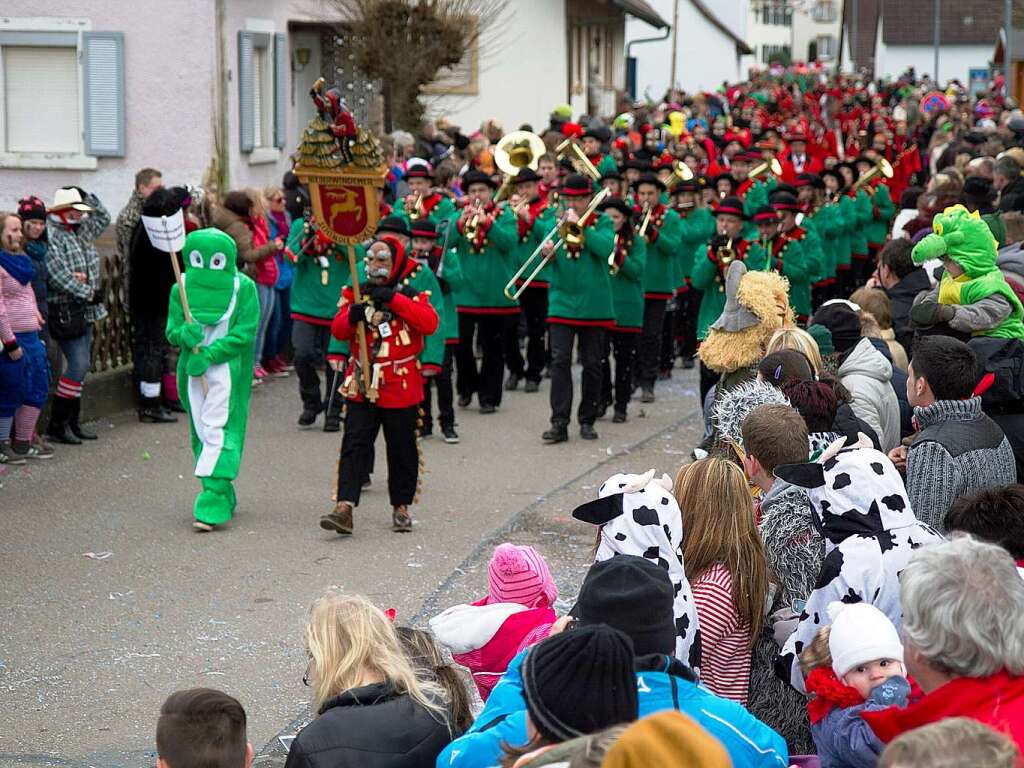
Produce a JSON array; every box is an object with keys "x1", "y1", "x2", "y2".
[{"x1": 0, "y1": 250, "x2": 35, "y2": 286}]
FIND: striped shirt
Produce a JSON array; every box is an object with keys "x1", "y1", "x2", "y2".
[
  {"x1": 692, "y1": 562, "x2": 752, "y2": 705},
  {"x1": 0, "y1": 263, "x2": 41, "y2": 341}
]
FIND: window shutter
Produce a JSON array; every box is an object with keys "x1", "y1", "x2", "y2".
[
  {"x1": 82, "y1": 32, "x2": 125, "y2": 157},
  {"x1": 274, "y1": 32, "x2": 287, "y2": 149},
  {"x1": 238, "y1": 30, "x2": 255, "y2": 152}
]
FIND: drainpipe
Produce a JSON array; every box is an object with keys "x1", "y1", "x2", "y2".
[
  {"x1": 214, "y1": 0, "x2": 229, "y2": 193},
  {"x1": 625, "y1": 24, "x2": 671, "y2": 101}
]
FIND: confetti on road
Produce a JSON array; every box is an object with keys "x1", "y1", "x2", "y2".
[{"x1": 83, "y1": 551, "x2": 113, "y2": 561}]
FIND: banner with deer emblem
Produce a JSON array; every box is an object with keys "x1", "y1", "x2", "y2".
[{"x1": 306, "y1": 172, "x2": 380, "y2": 245}]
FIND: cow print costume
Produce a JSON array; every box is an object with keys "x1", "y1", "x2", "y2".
[
  {"x1": 572, "y1": 469, "x2": 702, "y2": 671},
  {"x1": 774, "y1": 434, "x2": 943, "y2": 692}
]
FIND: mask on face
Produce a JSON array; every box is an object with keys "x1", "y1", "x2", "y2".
[{"x1": 182, "y1": 228, "x2": 239, "y2": 324}]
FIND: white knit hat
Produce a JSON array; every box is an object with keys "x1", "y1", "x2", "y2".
[{"x1": 827, "y1": 601, "x2": 904, "y2": 678}]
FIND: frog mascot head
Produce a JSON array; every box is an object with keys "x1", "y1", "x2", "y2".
[
  {"x1": 183, "y1": 228, "x2": 239, "y2": 324},
  {"x1": 911, "y1": 204, "x2": 1024, "y2": 339},
  {"x1": 167, "y1": 227, "x2": 260, "y2": 531}
]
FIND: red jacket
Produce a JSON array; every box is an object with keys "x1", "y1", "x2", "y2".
[
  {"x1": 331, "y1": 284, "x2": 439, "y2": 409},
  {"x1": 862, "y1": 671, "x2": 1024, "y2": 752},
  {"x1": 251, "y1": 216, "x2": 280, "y2": 287}
]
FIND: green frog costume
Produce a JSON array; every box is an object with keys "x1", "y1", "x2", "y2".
[
  {"x1": 912, "y1": 205, "x2": 1024, "y2": 340},
  {"x1": 166, "y1": 229, "x2": 260, "y2": 528}
]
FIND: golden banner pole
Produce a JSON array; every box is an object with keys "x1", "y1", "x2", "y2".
[{"x1": 346, "y1": 244, "x2": 375, "y2": 401}]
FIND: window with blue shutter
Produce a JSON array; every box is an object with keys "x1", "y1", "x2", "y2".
[
  {"x1": 82, "y1": 32, "x2": 125, "y2": 157},
  {"x1": 238, "y1": 30, "x2": 255, "y2": 152},
  {"x1": 274, "y1": 33, "x2": 287, "y2": 149}
]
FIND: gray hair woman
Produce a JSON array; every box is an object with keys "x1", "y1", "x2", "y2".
[{"x1": 860, "y1": 537, "x2": 1024, "y2": 752}]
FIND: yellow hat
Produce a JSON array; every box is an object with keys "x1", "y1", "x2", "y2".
[{"x1": 602, "y1": 712, "x2": 732, "y2": 768}]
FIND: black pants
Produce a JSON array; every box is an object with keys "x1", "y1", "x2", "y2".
[
  {"x1": 503, "y1": 309, "x2": 525, "y2": 378},
  {"x1": 132, "y1": 310, "x2": 170, "y2": 391},
  {"x1": 699, "y1": 360, "x2": 721, "y2": 403},
  {"x1": 456, "y1": 313, "x2": 509, "y2": 407},
  {"x1": 518, "y1": 286, "x2": 548, "y2": 382},
  {"x1": 292, "y1": 319, "x2": 331, "y2": 411},
  {"x1": 422, "y1": 345, "x2": 455, "y2": 431},
  {"x1": 660, "y1": 299, "x2": 676, "y2": 372},
  {"x1": 677, "y1": 287, "x2": 702, "y2": 358},
  {"x1": 638, "y1": 298, "x2": 667, "y2": 388},
  {"x1": 549, "y1": 323, "x2": 605, "y2": 427},
  {"x1": 337, "y1": 401, "x2": 418, "y2": 507},
  {"x1": 601, "y1": 330, "x2": 638, "y2": 414}
]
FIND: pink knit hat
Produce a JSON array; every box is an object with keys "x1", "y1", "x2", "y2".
[{"x1": 486, "y1": 544, "x2": 558, "y2": 608}]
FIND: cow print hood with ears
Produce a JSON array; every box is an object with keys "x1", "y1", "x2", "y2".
[
  {"x1": 772, "y1": 435, "x2": 943, "y2": 693},
  {"x1": 775, "y1": 433, "x2": 918, "y2": 549},
  {"x1": 572, "y1": 469, "x2": 703, "y2": 673}
]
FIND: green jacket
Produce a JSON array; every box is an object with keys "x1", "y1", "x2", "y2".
[
  {"x1": 797, "y1": 215, "x2": 826, "y2": 285},
  {"x1": 769, "y1": 231, "x2": 812, "y2": 317},
  {"x1": 546, "y1": 214, "x2": 615, "y2": 324},
  {"x1": 610, "y1": 234, "x2": 646, "y2": 330},
  {"x1": 593, "y1": 154, "x2": 619, "y2": 176},
  {"x1": 641, "y1": 205, "x2": 683, "y2": 297},
  {"x1": 691, "y1": 239, "x2": 769, "y2": 339},
  {"x1": 436, "y1": 248, "x2": 464, "y2": 344},
  {"x1": 452, "y1": 205, "x2": 519, "y2": 312},
  {"x1": 677, "y1": 207, "x2": 716, "y2": 284},
  {"x1": 848, "y1": 189, "x2": 871, "y2": 257},
  {"x1": 864, "y1": 183, "x2": 895, "y2": 247},
  {"x1": 395, "y1": 193, "x2": 458, "y2": 241},
  {"x1": 805, "y1": 203, "x2": 842, "y2": 281},
  {"x1": 287, "y1": 218, "x2": 362, "y2": 324}
]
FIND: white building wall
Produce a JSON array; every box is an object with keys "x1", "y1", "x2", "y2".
[
  {"x1": 0, "y1": 1, "x2": 216, "y2": 214},
  {"x1": 876, "y1": 42, "x2": 992, "y2": 84},
  {"x1": 791, "y1": 4, "x2": 841, "y2": 66},
  {"x1": 626, "y1": 0, "x2": 746, "y2": 99},
  {"x1": 741, "y1": 1, "x2": 792, "y2": 74},
  {"x1": 421, "y1": 0, "x2": 568, "y2": 133}
]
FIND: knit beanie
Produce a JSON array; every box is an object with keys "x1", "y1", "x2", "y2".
[
  {"x1": 572, "y1": 555, "x2": 676, "y2": 657},
  {"x1": 806, "y1": 322, "x2": 834, "y2": 356},
  {"x1": 17, "y1": 196, "x2": 47, "y2": 222},
  {"x1": 827, "y1": 601, "x2": 904, "y2": 678},
  {"x1": 602, "y1": 711, "x2": 731, "y2": 768},
  {"x1": 486, "y1": 543, "x2": 558, "y2": 608},
  {"x1": 810, "y1": 300, "x2": 861, "y2": 355},
  {"x1": 521, "y1": 624, "x2": 638, "y2": 743}
]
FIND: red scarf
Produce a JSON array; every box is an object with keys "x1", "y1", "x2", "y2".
[{"x1": 806, "y1": 667, "x2": 864, "y2": 725}]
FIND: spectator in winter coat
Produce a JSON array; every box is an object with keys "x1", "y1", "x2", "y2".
[
  {"x1": 995, "y1": 155, "x2": 1024, "y2": 213},
  {"x1": 115, "y1": 167, "x2": 162, "y2": 310},
  {"x1": 16, "y1": 196, "x2": 49, "y2": 323},
  {"x1": 742, "y1": 403, "x2": 821, "y2": 755},
  {"x1": 430, "y1": 543, "x2": 558, "y2": 701},
  {"x1": 862, "y1": 538, "x2": 1024, "y2": 753},
  {"x1": 261, "y1": 187, "x2": 294, "y2": 375},
  {"x1": 45, "y1": 186, "x2": 111, "y2": 446},
  {"x1": 438, "y1": 555, "x2": 788, "y2": 768},
  {"x1": 283, "y1": 591, "x2": 455, "y2": 768},
  {"x1": 673, "y1": 457, "x2": 768, "y2": 706},
  {"x1": 810, "y1": 300, "x2": 901, "y2": 452},
  {"x1": 877, "y1": 239, "x2": 932, "y2": 354},
  {"x1": 889, "y1": 336, "x2": 1017, "y2": 532},
  {"x1": 851, "y1": 288, "x2": 908, "y2": 371},
  {"x1": 156, "y1": 688, "x2": 253, "y2": 768}
]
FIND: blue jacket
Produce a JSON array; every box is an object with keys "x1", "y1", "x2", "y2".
[
  {"x1": 810, "y1": 676, "x2": 910, "y2": 768},
  {"x1": 437, "y1": 651, "x2": 788, "y2": 768}
]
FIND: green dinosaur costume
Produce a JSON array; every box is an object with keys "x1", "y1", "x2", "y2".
[
  {"x1": 912, "y1": 204, "x2": 1024, "y2": 340},
  {"x1": 166, "y1": 229, "x2": 260, "y2": 527}
]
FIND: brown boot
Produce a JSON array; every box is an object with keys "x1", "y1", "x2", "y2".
[
  {"x1": 392, "y1": 504, "x2": 412, "y2": 532},
  {"x1": 320, "y1": 501, "x2": 354, "y2": 535}
]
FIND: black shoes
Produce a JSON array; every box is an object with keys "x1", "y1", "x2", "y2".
[
  {"x1": 323, "y1": 412, "x2": 342, "y2": 432},
  {"x1": 612, "y1": 411, "x2": 627, "y2": 423},
  {"x1": 298, "y1": 406, "x2": 319, "y2": 427},
  {"x1": 682, "y1": 356, "x2": 695, "y2": 370},
  {"x1": 139, "y1": 398, "x2": 178, "y2": 424},
  {"x1": 47, "y1": 398, "x2": 81, "y2": 445},
  {"x1": 542, "y1": 426, "x2": 569, "y2": 444},
  {"x1": 442, "y1": 427, "x2": 460, "y2": 444},
  {"x1": 479, "y1": 404, "x2": 496, "y2": 415},
  {"x1": 580, "y1": 424, "x2": 599, "y2": 440},
  {"x1": 505, "y1": 373, "x2": 521, "y2": 391},
  {"x1": 392, "y1": 505, "x2": 413, "y2": 532},
  {"x1": 640, "y1": 387, "x2": 656, "y2": 403},
  {"x1": 164, "y1": 399, "x2": 188, "y2": 413},
  {"x1": 457, "y1": 394, "x2": 472, "y2": 408},
  {"x1": 69, "y1": 400, "x2": 97, "y2": 440},
  {"x1": 524, "y1": 380, "x2": 540, "y2": 393}
]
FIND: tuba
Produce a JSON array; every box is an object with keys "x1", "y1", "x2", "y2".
[{"x1": 494, "y1": 131, "x2": 546, "y2": 203}]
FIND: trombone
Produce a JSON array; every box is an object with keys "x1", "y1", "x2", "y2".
[
  {"x1": 504, "y1": 186, "x2": 612, "y2": 300},
  {"x1": 609, "y1": 233, "x2": 621, "y2": 275},
  {"x1": 635, "y1": 203, "x2": 653, "y2": 238},
  {"x1": 554, "y1": 138, "x2": 601, "y2": 181},
  {"x1": 748, "y1": 157, "x2": 783, "y2": 180},
  {"x1": 852, "y1": 158, "x2": 894, "y2": 193}
]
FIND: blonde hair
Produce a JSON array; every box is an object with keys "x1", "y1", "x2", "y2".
[
  {"x1": 263, "y1": 186, "x2": 283, "y2": 203},
  {"x1": 850, "y1": 287, "x2": 893, "y2": 330},
  {"x1": 0, "y1": 211, "x2": 23, "y2": 253},
  {"x1": 879, "y1": 717, "x2": 1019, "y2": 768},
  {"x1": 798, "y1": 625, "x2": 832, "y2": 677},
  {"x1": 245, "y1": 188, "x2": 267, "y2": 219},
  {"x1": 304, "y1": 591, "x2": 447, "y2": 722},
  {"x1": 673, "y1": 457, "x2": 768, "y2": 645},
  {"x1": 766, "y1": 327, "x2": 824, "y2": 375}
]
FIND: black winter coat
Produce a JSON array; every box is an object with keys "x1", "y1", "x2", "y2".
[
  {"x1": 128, "y1": 222, "x2": 180, "y2": 316},
  {"x1": 283, "y1": 684, "x2": 453, "y2": 768},
  {"x1": 886, "y1": 268, "x2": 932, "y2": 354},
  {"x1": 999, "y1": 176, "x2": 1024, "y2": 214}
]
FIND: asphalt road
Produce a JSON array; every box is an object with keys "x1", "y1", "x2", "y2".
[{"x1": 0, "y1": 365, "x2": 702, "y2": 768}]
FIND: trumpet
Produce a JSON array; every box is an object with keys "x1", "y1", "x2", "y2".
[
  {"x1": 635, "y1": 203, "x2": 653, "y2": 238},
  {"x1": 463, "y1": 197, "x2": 482, "y2": 241},
  {"x1": 852, "y1": 158, "x2": 894, "y2": 192},
  {"x1": 748, "y1": 157, "x2": 783, "y2": 180},
  {"x1": 717, "y1": 238, "x2": 735, "y2": 267},
  {"x1": 408, "y1": 193, "x2": 424, "y2": 221},
  {"x1": 504, "y1": 187, "x2": 612, "y2": 300}
]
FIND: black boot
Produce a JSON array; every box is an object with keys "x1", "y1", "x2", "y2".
[
  {"x1": 47, "y1": 398, "x2": 82, "y2": 445},
  {"x1": 69, "y1": 398, "x2": 97, "y2": 440},
  {"x1": 139, "y1": 397, "x2": 178, "y2": 424}
]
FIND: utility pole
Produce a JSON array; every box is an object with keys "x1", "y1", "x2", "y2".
[
  {"x1": 933, "y1": 0, "x2": 941, "y2": 84},
  {"x1": 1007, "y1": 0, "x2": 1014, "y2": 98},
  {"x1": 670, "y1": 0, "x2": 680, "y2": 90},
  {"x1": 852, "y1": 0, "x2": 858, "y2": 73}
]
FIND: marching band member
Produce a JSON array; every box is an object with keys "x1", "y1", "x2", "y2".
[
  {"x1": 767, "y1": 194, "x2": 815, "y2": 322},
  {"x1": 581, "y1": 128, "x2": 619, "y2": 176},
  {"x1": 673, "y1": 178, "x2": 716, "y2": 368},
  {"x1": 795, "y1": 172, "x2": 841, "y2": 306},
  {"x1": 633, "y1": 172, "x2": 682, "y2": 403},
  {"x1": 451, "y1": 170, "x2": 519, "y2": 414},
  {"x1": 321, "y1": 235, "x2": 439, "y2": 536},
  {"x1": 537, "y1": 152, "x2": 559, "y2": 204},
  {"x1": 538, "y1": 174, "x2": 615, "y2": 444},
  {"x1": 397, "y1": 159, "x2": 457, "y2": 239},
  {"x1": 597, "y1": 197, "x2": 646, "y2": 423},
  {"x1": 854, "y1": 153, "x2": 896, "y2": 285}
]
